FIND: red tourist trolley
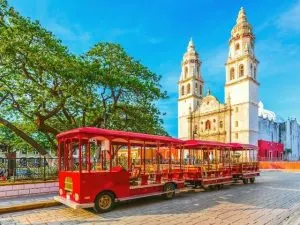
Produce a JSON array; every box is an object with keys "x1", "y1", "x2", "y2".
[
  {"x1": 181, "y1": 140, "x2": 233, "y2": 189},
  {"x1": 230, "y1": 143, "x2": 260, "y2": 184},
  {"x1": 54, "y1": 127, "x2": 186, "y2": 212}
]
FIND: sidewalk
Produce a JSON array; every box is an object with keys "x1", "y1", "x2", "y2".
[{"x1": 0, "y1": 193, "x2": 61, "y2": 214}]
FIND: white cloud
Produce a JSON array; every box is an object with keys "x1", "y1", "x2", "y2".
[
  {"x1": 105, "y1": 27, "x2": 163, "y2": 45},
  {"x1": 276, "y1": 0, "x2": 300, "y2": 32},
  {"x1": 107, "y1": 27, "x2": 141, "y2": 40},
  {"x1": 147, "y1": 37, "x2": 164, "y2": 44},
  {"x1": 256, "y1": 39, "x2": 300, "y2": 77},
  {"x1": 161, "y1": 70, "x2": 179, "y2": 95},
  {"x1": 47, "y1": 22, "x2": 91, "y2": 42},
  {"x1": 202, "y1": 46, "x2": 227, "y2": 80}
]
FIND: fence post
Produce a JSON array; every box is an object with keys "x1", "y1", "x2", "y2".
[{"x1": 43, "y1": 156, "x2": 46, "y2": 181}]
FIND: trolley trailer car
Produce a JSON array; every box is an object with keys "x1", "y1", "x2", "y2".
[
  {"x1": 54, "y1": 127, "x2": 260, "y2": 212},
  {"x1": 181, "y1": 140, "x2": 233, "y2": 189},
  {"x1": 230, "y1": 143, "x2": 260, "y2": 184},
  {"x1": 54, "y1": 127, "x2": 187, "y2": 213}
]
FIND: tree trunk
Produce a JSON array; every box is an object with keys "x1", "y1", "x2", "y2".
[{"x1": 0, "y1": 116, "x2": 49, "y2": 156}]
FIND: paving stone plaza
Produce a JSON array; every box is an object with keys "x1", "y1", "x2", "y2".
[{"x1": 1, "y1": 171, "x2": 300, "y2": 225}]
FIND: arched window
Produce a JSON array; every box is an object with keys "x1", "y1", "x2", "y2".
[
  {"x1": 254, "y1": 67, "x2": 257, "y2": 79},
  {"x1": 184, "y1": 67, "x2": 188, "y2": 78},
  {"x1": 181, "y1": 85, "x2": 185, "y2": 96},
  {"x1": 230, "y1": 68, "x2": 235, "y2": 80},
  {"x1": 239, "y1": 64, "x2": 244, "y2": 77},
  {"x1": 195, "y1": 83, "x2": 198, "y2": 94},
  {"x1": 199, "y1": 85, "x2": 202, "y2": 95},
  {"x1": 187, "y1": 83, "x2": 191, "y2": 94},
  {"x1": 250, "y1": 64, "x2": 253, "y2": 77},
  {"x1": 205, "y1": 120, "x2": 211, "y2": 130},
  {"x1": 235, "y1": 43, "x2": 240, "y2": 51}
]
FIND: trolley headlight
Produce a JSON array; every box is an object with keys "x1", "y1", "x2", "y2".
[
  {"x1": 74, "y1": 193, "x2": 79, "y2": 201},
  {"x1": 59, "y1": 188, "x2": 63, "y2": 196}
]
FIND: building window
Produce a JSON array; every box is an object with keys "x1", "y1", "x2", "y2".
[
  {"x1": 235, "y1": 133, "x2": 238, "y2": 139},
  {"x1": 236, "y1": 107, "x2": 239, "y2": 112},
  {"x1": 184, "y1": 67, "x2": 188, "y2": 78},
  {"x1": 235, "y1": 43, "x2": 240, "y2": 51},
  {"x1": 230, "y1": 68, "x2": 235, "y2": 80},
  {"x1": 219, "y1": 121, "x2": 223, "y2": 128},
  {"x1": 213, "y1": 119, "x2": 216, "y2": 123},
  {"x1": 205, "y1": 120, "x2": 211, "y2": 130},
  {"x1": 239, "y1": 64, "x2": 244, "y2": 77},
  {"x1": 254, "y1": 67, "x2": 257, "y2": 79},
  {"x1": 235, "y1": 121, "x2": 239, "y2": 127},
  {"x1": 250, "y1": 64, "x2": 253, "y2": 77},
  {"x1": 187, "y1": 83, "x2": 191, "y2": 94},
  {"x1": 195, "y1": 83, "x2": 198, "y2": 94},
  {"x1": 200, "y1": 85, "x2": 202, "y2": 95},
  {"x1": 181, "y1": 86, "x2": 185, "y2": 96}
]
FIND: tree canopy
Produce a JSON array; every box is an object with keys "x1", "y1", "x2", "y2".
[{"x1": 0, "y1": 0, "x2": 168, "y2": 156}]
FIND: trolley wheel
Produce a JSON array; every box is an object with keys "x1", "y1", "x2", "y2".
[
  {"x1": 163, "y1": 183, "x2": 176, "y2": 200},
  {"x1": 218, "y1": 184, "x2": 224, "y2": 189},
  {"x1": 202, "y1": 185, "x2": 209, "y2": 191},
  {"x1": 94, "y1": 191, "x2": 115, "y2": 213},
  {"x1": 209, "y1": 185, "x2": 216, "y2": 191},
  {"x1": 250, "y1": 177, "x2": 255, "y2": 184},
  {"x1": 242, "y1": 179, "x2": 249, "y2": 184}
]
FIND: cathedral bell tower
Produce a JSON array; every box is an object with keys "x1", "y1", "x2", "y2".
[
  {"x1": 225, "y1": 7, "x2": 259, "y2": 145},
  {"x1": 178, "y1": 38, "x2": 204, "y2": 139}
]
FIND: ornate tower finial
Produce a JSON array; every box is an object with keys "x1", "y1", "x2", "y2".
[
  {"x1": 207, "y1": 88, "x2": 211, "y2": 96},
  {"x1": 236, "y1": 7, "x2": 247, "y2": 24},
  {"x1": 187, "y1": 37, "x2": 195, "y2": 51},
  {"x1": 231, "y1": 7, "x2": 253, "y2": 39}
]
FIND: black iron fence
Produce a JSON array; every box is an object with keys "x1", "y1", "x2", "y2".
[{"x1": 0, "y1": 157, "x2": 58, "y2": 183}]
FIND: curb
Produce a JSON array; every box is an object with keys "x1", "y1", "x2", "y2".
[{"x1": 0, "y1": 200, "x2": 61, "y2": 214}]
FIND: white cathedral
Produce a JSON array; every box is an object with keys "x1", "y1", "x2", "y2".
[{"x1": 177, "y1": 8, "x2": 300, "y2": 160}]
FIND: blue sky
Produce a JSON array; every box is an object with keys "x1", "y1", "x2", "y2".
[{"x1": 10, "y1": 0, "x2": 300, "y2": 137}]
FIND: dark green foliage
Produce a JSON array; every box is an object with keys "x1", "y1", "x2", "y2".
[{"x1": 0, "y1": 0, "x2": 168, "y2": 155}]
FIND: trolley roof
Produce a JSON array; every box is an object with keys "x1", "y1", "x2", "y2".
[
  {"x1": 183, "y1": 140, "x2": 257, "y2": 150},
  {"x1": 56, "y1": 127, "x2": 183, "y2": 145},
  {"x1": 229, "y1": 143, "x2": 258, "y2": 150},
  {"x1": 183, "y1": 140, "x2": 231, "y2": 149}
]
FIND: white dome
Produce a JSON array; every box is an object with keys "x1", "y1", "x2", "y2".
[{"x1": 258, "y1": 101, "x2": 277, "y2": 121}]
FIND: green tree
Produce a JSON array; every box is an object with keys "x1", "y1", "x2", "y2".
[
  {"x1": 0, "y1": 0, "x2": 168, "y2": 155},
  {"x1": 84, "y1": 42, "x2": 168, "y2": 135},
  {"x1": 0, "y1": 0, "x2": 88, "y2": 156}
]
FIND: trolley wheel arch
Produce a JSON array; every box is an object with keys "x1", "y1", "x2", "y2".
[
  {"x1": 94, "y1": 190, "x2": 116, "y2": 213},
  {"x1": 163, "y1": 182, "x2": 177, "y2": 200}
]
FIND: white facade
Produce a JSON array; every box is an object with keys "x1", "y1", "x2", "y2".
[
  {"x1": 177, "y1": 7, "x2": 300, "y2": 157},
  {"x1": 178, "y1": 38, "x2": 204, "y2": 140},
  {"x1": 178, "y1": 7, "x2": 259, "y2": 145}
]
